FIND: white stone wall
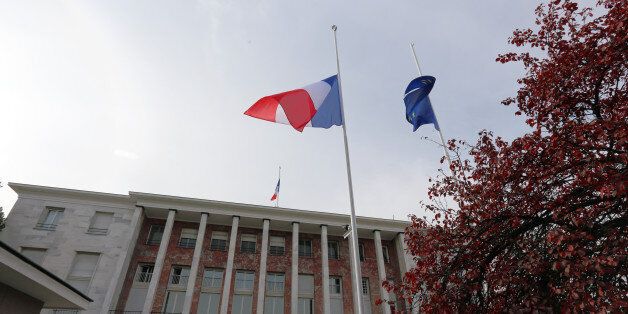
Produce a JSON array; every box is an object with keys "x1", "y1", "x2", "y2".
[{"x1": 0, "y1": 192, "x2": 136, "y2": 313}]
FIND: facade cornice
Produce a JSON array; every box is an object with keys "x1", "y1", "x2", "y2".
[
  {"x1": 7, "y1": 183, "x2": 410, "y2": 233},
  {"x1": 9, "y1": 182, "x2": 133, "y2": 207},
  {"x1": 130, "y1": 191, "x2": 410, "y2": 232}
]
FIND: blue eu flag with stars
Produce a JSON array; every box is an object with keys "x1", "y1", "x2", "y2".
[{"x1": 404, "y1": 75, "x2": 440, "y2": 131}]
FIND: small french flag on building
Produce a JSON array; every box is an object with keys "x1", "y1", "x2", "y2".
[{"x1": 270, "y1": 179, "x2": 280, "y2": 201}]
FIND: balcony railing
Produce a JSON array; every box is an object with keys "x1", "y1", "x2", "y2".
[
  {"x1": 169, "y1": 274, "x2": 189, "y2": 286},
  {"x1": 134, "y1": 272, "x2": 153, "y2": 283},
  {"x1": 87, "y1": 227, "x2": 109, "y2": 235},
  {"x1": 35, "y1": 223, "x2": 57, "y2": 231},
  {"x1": 178, "y1": 238, "x2": 196, "y2": 248}
]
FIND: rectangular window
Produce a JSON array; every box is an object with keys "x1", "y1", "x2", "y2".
[
  {"x1": 269, "y1": 236, "x2": 285, "y2": 255},
  {"x1": 382, "y1": 246, "x2": 390, "y2": 263},
  {"x1": 197, "y1": 292, "x2": 221, "y2": 314},
  {"x1": 146, "y1": 225, "x2": 164, "y2": 245},
  {"x1": 36, "y1": 207, "x2": 64, "y2": 230},
  {"x1": 125, "y1": 287, "x2": 148, "y2": 312},
  {"x1": 134, "y1": 264, "x2": 154, "y2": 284},
  {"x1": 67, "y1": 252, "x2": 100, "y2": 293},
  {"x1": 265, "y1": 273, "x2": 285, "y2": 314},
  {"x1": 163, "y1": 290, "x2": 185, "y2": 313},
  {"x1": 240, "y1": 234, "x2": 257, "y2": 253},
  {"x1": 169, "y1": 266, "x2": 191, "y2": 287},
  {"x1": 264, "y1": 296, "x2": 284, "y2": 314},
  {"x1": 233, "y1": 294, "x2": 253, "y2": 314},
  {"x1": 359, "y1": 243, "x2": 365, "y2": 262},
  {"x1": 298, "y1": 274, "x2": 314, "y2": 314},
  {"x1": 362, "y1": 278, "x2": 372, "y2": 314},
  {"x1": 328, "y1": 241, "x2": 340, "y2": 260},
  {"x1": 20, "y1": 247, "x2": 46, "y2": 264},
  {"x1": 235, "y1": 270, "x2": 255, "y2": 292},
  {"x1": 202, "y1": 268, "x2": 224, "y2": 290},
  {"x1": 266, "y1": 273, "x2": 285, "y2": 294},
  {"x1": 179, "y1": 228, "x2": 198, "y2": 248},
  {"x1": 210, "y1": 231, "x2": 229, "y2": 251},
  {"x1": 330, "y1": 276, "x2": 343, "y2": 313},
  {"x1": 234, "y1": 271, "x2": 255, "y2": 314},
  {"x1": 298, "y1": 240, "x2": 312, "y2": 257},
  {"x1": 87, "y1": 212, "x2": 114, "y2": 235}
]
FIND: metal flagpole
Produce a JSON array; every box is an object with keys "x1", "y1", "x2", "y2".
[
  {"x1": 332, "y1": 25, "x2": 364, "y2": 314},
  {"x1": 276, "y1": 166, "x2": 281, "y2": 207},
  {"x1": 410, "y1": 42, "x2": 453, "y2": 169}
]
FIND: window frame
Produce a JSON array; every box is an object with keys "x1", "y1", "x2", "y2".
[
  {"x1": 329, "y1": 276, "x2": 343, "y2": 314},
  {"x1": 297, "y1": 274, "x2": 315, "y2": 314},
  {"x1": 210, "y1": 231, "x2": 229, "y2": 251},
  {"x1": 328, "y1": 241, "x2": 340, "y2": 260},
  {"x1": 265, "y1": 272, "x2": 285, "y2": 295},
  {"x1": 359, "y1": 243, "x2": 366, "y2": 262},
  {"x1": 66, "y1": 251, "x2": 100, "y2": 293},
  {"x1": 168, "y1": 265, "x2": 191, "y2": 289},
  {"x1": 361, "y1": 277, "x2": 370, "y2": 295},
  {"x1": 178, "y1": 228, "x2": 198, "y2": 248},
  {"x1": 163, "y1": 290, "x2": 186, "y2": 314},
  {"x1": 329, "y1": 276, "x2": 342, "y2": 295},
  {"x1": 382, "y1": 246, "x2": 390, "y2": 263},
  {"x1": 264, "y1": 273, "x2": 285, "y2": 314},
  {"x1": 35, "y1": 207, "x2": 64, "y2": 231},
  {"x1": 269, "y1": 236, "x2": 285, "y2": 256},
  {"x1": 233, "y1": 270, "x2": 255, "y2": 314},
  {"x1": 234, "y1": 270, "x2": 255, "y2": 293},
  {"x1": 146, "y1": 225, "x2": 165, "y2": 245},
  {"x1": 201, "y1": 268, "x2": 224, "y2": 292},
  {"x1": 87, "y1": 211, "x2": 114, "y2": 235},
  {"x1": 240, "y1": 234, "x2": 257, "y2": 254},
  {"x1": 20, "y1": 247, "x2": 47, "y2": 264},
  {"x1": 298, "y1": 239, "x2": 313, "y2": 257},
  {"x1": 133, "y1": 263, "x2": 154, "y2": 285}
]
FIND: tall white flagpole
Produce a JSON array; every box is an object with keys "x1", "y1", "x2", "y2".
[
  {"x1": 410, "y1": 42, "x2": 453, "y2": 169},
  {"x1": 332, "y1": 24, "x2": 364, "y2": 314}
]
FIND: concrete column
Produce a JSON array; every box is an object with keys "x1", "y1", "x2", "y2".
[
  {"x1": 100, "y1": 206, "x2": 144, "y2": 314},
  {"x1": 256, "y1": 219, "x2": 270, "y2": 314},
  {"x1": 290, "y1": 222, "x2": 299, "y2": 314},
  {"x1": 142, "y1": 209, "x2": 176, "y2": 314},
  {"x1": 182, "y1": 212, "x2": 208, "y2": 313},
  {"x1": 348, "y1": 233, "x2": 361, "y2": 314},
  {"x1": 395, "y1": 232, "x2": 419, "y2": 314},
  {"x1": 374, "y1": 230, "x2": 391, "y2": 314},
  {"x1": 320, "y1": 225, "x2": 331, "y2": 314},
  {"x1": 219, "y1": 216, "x2": 240, "y2": 314}
]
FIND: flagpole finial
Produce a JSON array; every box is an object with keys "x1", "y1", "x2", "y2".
[{"x1": 331, "y1": 25, "x2": 337, "y2": 31}]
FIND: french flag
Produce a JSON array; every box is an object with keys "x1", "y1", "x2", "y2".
[
  {"x1": 270, "y1": 179, "x2": 280, "y2": 201},
  {"x1": 245, "y1": 75, "x2": 343, "y2": 132}
]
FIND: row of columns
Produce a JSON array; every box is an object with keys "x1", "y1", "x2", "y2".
[{"x1": 140, "y1": 210, "x2": 398, "y2": 314}]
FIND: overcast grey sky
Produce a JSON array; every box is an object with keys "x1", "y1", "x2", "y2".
[{"x1": 0, "y1": 0, "x2": 538, "y2": 219}]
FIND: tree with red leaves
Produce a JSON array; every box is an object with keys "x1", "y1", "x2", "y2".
[{"x1": 389, "y1": 0, "x2": 627, "y2": 312}]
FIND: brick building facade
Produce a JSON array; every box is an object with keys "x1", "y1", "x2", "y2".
[{"x1": 0, "y1": 183, "x2": 414, "y2": 314}]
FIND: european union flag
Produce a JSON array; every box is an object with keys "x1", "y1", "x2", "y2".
[{"x1": 403, "y1": 75, "x2": 440, "y2": 131}]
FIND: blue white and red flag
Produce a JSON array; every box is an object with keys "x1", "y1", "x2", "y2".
[
  {"x1": 245, "y1": 75, "x2": 342, "y2": 132},
  {"x1": 270, "y1": 179, "x2": 280, "y2": 201}
]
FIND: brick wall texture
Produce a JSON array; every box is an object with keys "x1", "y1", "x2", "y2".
[{"x1": 115, "y1": 218, "x2": 403, "y2": 313}]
